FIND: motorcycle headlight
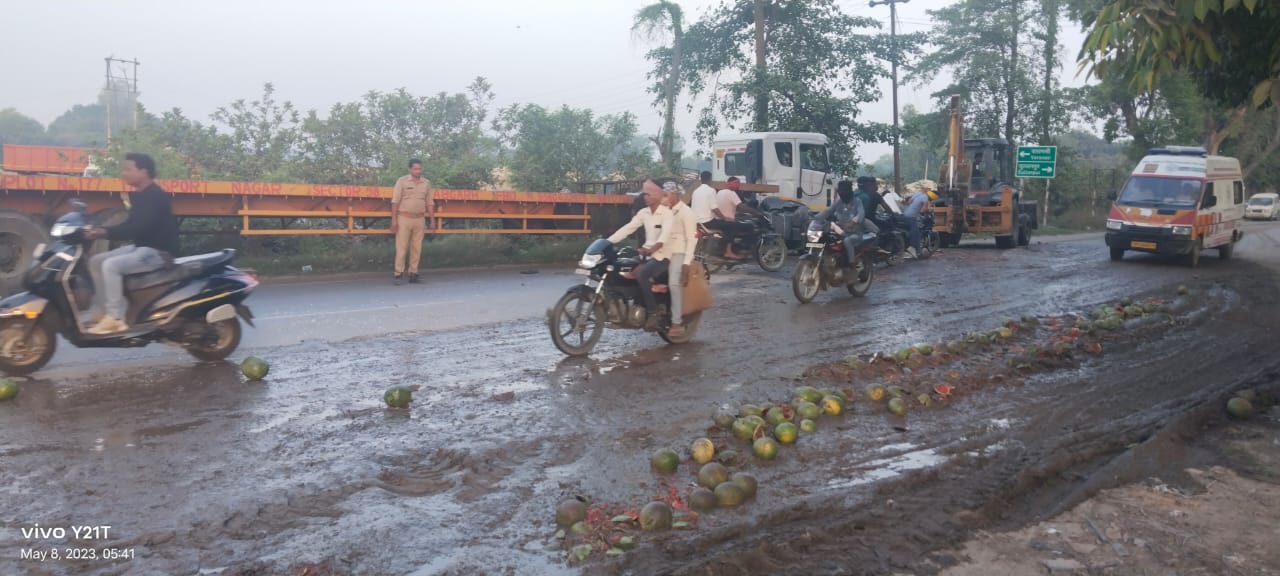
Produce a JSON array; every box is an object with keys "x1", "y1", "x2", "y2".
[
  {"x1": 1105, "y1": 219, "x2": 1123, "y2": 231},
  {"x1": 578, "y1": 254, "x2": 602, "y2": 269},
  {"x1": 806, "y1": 230, "x2": 823, "y2": 243},
  {"x1": 50, "y1": 223, "x2": 77, "y2": 237},
  {"x1": 1171, "y1": 226, "x2": 1192, "y2": 236}
]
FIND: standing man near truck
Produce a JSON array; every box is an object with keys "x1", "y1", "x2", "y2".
[{"x1": 390, "y1": 159, "x2": 435, "y2": 285}]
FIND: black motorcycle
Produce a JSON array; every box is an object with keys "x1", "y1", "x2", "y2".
[
  {"x1": 871, "y1": 211, "x2": 909, "y2": 266},
  {"x1": 694, "y1": 213, "x2": 787, "y2": 275},
  {"x1": 0, "y1": 202, "x2": 258, "y2": 375},
  {"x1": 791, "y1": 220, "x2": 877, "y2": 303},
  {"x1": 549, "y1": 239, "x2": 701, "y2": 356}
]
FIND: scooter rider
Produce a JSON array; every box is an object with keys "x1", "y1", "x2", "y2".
[
  {"x1": 816, "y1": 180, "x2": 878, "y2": 278},
  {"x1": 82, "y1": 153, "x2": 180, "y2": 335}
]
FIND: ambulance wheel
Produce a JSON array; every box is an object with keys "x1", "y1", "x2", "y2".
[
  {"x1": 1186, "y1": 240, "x2": 1202, "y2": 268},
  {"x1": 1109, "y1": 246, "x2": 1124, "y2": 262},
  {"x1": 1218, "y1": 241, "x2": 1234, "y2": 260}
]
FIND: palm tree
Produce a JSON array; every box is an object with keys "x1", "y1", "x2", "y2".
[{"x1": 633, "y1": 1, "x2": 685, "y2": 174}]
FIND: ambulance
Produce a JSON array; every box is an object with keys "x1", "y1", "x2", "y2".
[{"x1": 1105, "y1": 146, "x2": 1246, "y2": 267}]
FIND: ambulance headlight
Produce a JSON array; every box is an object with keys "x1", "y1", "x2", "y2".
[
  {"x1": 1171, "y1": 226, "x2": 1191, "y2": 236},
  {"x1": 1106, "y1": 220, "x2": 1123, "y2": 231}
]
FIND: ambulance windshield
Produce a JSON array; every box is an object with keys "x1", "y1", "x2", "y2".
[{"x1": 1116, "y1": 176, "x2": 1202, "y2": 209}]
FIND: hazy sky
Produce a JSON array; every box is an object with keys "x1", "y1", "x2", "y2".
[{"x1": 2, "y1": 0, "x2": 1092, "y2": 163}]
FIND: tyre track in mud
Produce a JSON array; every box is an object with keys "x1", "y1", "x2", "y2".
[
  {"x1": 3, "y1": 229, "x2": 1279, "y2": 575},
  {"x1": 611, "y1": 237, "x2": 1280, "y2": 575}
]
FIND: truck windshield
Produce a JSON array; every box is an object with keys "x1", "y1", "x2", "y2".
[
  {"x1": 1248, "y1": 196, "x2": 1275, "y2": 206},
  {"x1": 1116, "y1": 176, "x2": 1202, "y2": 209}
]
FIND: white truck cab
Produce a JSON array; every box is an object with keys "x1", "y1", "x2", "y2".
[{"x1": 711, "y1": 132, "x2": 836, "y2": 209}]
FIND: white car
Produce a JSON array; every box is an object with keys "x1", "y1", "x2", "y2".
[{"x1": 1245, "y1": 193, "x2": 1279, "y2": 220}]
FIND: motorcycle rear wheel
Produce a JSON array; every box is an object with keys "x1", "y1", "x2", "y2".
[
  {"x1": 792, "y1": 260, "x2": 820, "y2": 304},
  {"x1": 659, "y1": 312, "x2": 702, "y2": 345},
  {"x1": 549, "y1": 290, "x2": 605, "y2": 356},
  {"x1": 0, "y1": 319, "x2": 56, "y2": 376},
  {"x1": 755, "y1": 237, "x2": 787, "y2": 272},
  {"x1": 846, "y1": 255, "x2": 874, "y2": 297},
  {"x1": 185, "y1": 318, "x2": 242, "y2": 362}
]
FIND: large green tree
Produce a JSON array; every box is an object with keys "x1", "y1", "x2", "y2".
[
  {"x1": 0, "y1": 108, "x2": 48, "y2": 150},
  {"x1": 912, "y1": 0, "x2": 1049, "y2": 145},
  {"x1": 1077, "y1": 0, "x2": 1280, "y2": 161},
  {"x1": 672, "y1": 0, "x2": 913, "y2": 173},
  {"x1": 633, "y1": 1, "x2": 686, "y2": 174},
  {"x1": 493, "y1": 104, "x2": 657, "y2": 192}
]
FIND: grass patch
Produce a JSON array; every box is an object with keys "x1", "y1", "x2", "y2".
[{"x1": 218, "y1": 234, "x2": 589, "y2": 277}]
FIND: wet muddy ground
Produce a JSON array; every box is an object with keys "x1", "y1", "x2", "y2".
[{"x1": 3, "y1": 223, "x2": 1280, "y2": 575}]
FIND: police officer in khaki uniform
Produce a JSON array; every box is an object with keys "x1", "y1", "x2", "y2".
[{"x1": 391, "y1": 158, "x2": 435, "y2": 284}]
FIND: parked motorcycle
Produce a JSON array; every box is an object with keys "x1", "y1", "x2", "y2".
[
  {"x1": 791, "y1": 219, "x2": 877, "y2": 303},
  {"x1": 695, "y1": 213, "x2": 787, "y2": 275},
  {"x1": 549, "y1": 239, "x2": 701, "y2": 356},
  {"x1": 0, "y1": 201, "x2": 258, "y2": 375}
]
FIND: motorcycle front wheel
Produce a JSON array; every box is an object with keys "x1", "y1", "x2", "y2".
[
  {"x1": 755, "y1": 237, "x2": 788, "y2": 272},
  {"x1": 791, "y1": 259, "x2": 821, "y2": 304},
  {"x1": 549, "y1": 289, "x2": 605, "y2": 356},
  {"x1": 846, "y1": 255, "x2": 874, "y2": 297},
  {"x1": 0, "y1": 318, "x2": 56, "y2": 376},
  {"x1": 923, "y1": 231, "x2": 940, "y2": 257}
]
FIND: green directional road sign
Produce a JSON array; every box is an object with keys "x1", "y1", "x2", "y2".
[{"x1": 1015, "y1": 145, "x2": 1057, "y2": 178}]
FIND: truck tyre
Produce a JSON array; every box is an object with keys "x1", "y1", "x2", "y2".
[{"x1": 0, "y1": 210, "x2": 49, "y2": 298}]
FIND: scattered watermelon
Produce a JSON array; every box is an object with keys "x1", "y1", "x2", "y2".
[
  {"x1": 0, "y1": 378, "x2": 20, "y2": 402},
  {"x1": 691, "y1": 438, "x2": 716, "y2": 465},
  {"x1": 752, "y1": 437, "x2": 780, "y2": 460},
  {"x1": 795, "y1": 401, "x2": 822, "y2": 420},
  {"x1": 795, "y1": 386, "x2": 824, "y2": 403},
  {"x1": 689, "y1": 488, "x2": 718, "y2": 512},
  {"x1": 240, "y1": 356, "x2": 270, "y2": 380},
  {"x1": 1226, "y1": 397, "x2": 1254, "y2": 419},
  {"x1": 799, "y1": 418, "x2": 817, "y2": 433},
  {"x1": 715, "y1": 482, "x2": 748, "y2": 507},
  {"x1": 730, "y1": 472, "x2": 758, "y2": 499},
  {"x1": 556, "y1": 498, "x2": 588, "y2": 528},
  {"x1": 650, "y1": 448, "x2": 680, "y2": 473},
  {"x1": 775, "y1": 422, "x2": 798, "y2": 444},
  {"x1": 639, "y1": 501, "x2": 673, "y2": 531},
  {"x1": 887, "y1": 397, "x2": 908, "y2": 416},
  {"x1": 697, "y1": 462, "x2": 730, "y2": 489},
  {"x1": 384, "y1": 386, "x2": 412, "y2": 409}
]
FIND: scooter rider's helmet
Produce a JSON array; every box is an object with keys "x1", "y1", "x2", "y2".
[{"x1": 836, "y1": 180, "x2": 855, "y2": 203}]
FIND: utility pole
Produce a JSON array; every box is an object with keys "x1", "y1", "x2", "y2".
[
  {"x1": 869, "y1": 0, "x2": 908, "y2": 194},
  {"x1": 753, "y1": 0, "x2": 768, "y2": 131},
  {"x1": 104, "y1": 56, "x2": 141, "y2": 142}
]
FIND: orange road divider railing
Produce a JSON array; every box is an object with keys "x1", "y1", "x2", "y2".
[{"x1": 1, "y1": 174, "x2": 635, "y2": 236}]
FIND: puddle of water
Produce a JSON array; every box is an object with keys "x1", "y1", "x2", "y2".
[{"x1": 826, "y1": 445, "x2": 950, "y2": 489}]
